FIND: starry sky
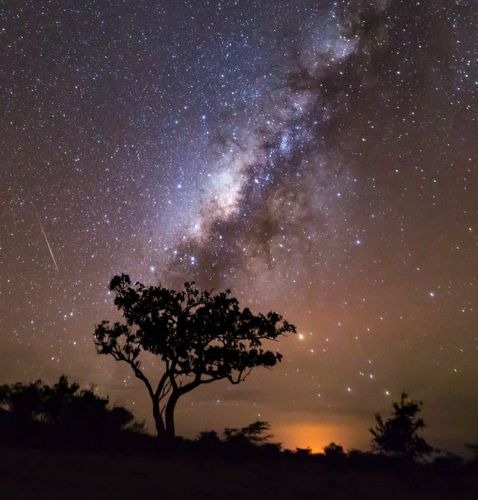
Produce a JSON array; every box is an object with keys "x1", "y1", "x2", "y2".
[{"x1": 1, "y1": 0, "x2": 477, "y2": 453}]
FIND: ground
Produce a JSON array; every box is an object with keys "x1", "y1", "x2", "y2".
[{"x1": 0, "y1": 446, "x2": 476, "y2": 499}]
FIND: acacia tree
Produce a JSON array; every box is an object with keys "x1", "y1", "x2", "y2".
[
  {"x1": 370, "y1": 392, "x2": 432, "y2": 459},
  {"x1": 94, "y1": 274, "x2": 296, "y2": 442}
]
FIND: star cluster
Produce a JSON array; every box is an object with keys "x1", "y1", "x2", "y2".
[{"x1": 1, "y1": 0, "x2": 477, "y2": 452}]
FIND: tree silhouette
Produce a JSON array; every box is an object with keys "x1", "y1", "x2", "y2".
[
  {"x1": 224, "y1": 420, "x2": 272, "y2": 444},
  {"x1": 94, "y1": 274, "x2": 296, "y2": 443},
  {"x1": 370, "y1": 392, "x2": 432, "y2": 459}
]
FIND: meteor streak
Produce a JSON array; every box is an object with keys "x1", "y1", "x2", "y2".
[{"x1": 33, "y1": 205, "x2": 59, "y2": 272}]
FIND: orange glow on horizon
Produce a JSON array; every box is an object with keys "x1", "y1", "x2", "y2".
[{"x1": 275, "y1": 422, "x2": 366, "y2": 454}]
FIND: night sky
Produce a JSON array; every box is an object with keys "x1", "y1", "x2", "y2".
[{"x1": 1, "y1": 0, "x2": 477, "y2": 453}]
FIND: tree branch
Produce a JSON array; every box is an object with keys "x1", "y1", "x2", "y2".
[
  {"x1": 111, "y1": 346, "x2": 155, "y2": 400},
  {"x1": 228, "y1": 368, "x2": 252, "y2": 385}
]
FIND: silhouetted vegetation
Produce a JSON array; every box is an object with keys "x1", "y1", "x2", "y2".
[
  {"x1": 94, "y1": 274, "x2": 296, "y2": 444},
  {"x1": 370, "y1": 392, "x2": 432, "y2": 459},
  {"x1": 224, "y1": 420, "x2": 272, "y2": 444},
  {"x1": 1, "y1": 376, "x2": 477, "y2": 499},
  {"x1": 0, "y1": 282, "x2": 474, "y2": 498},
  {"x1": 323, "y1": 441, "x2": 346, "y2": 463},
  {"x1": 0, "y1": 375, "x2": 145, "y2": 451}
]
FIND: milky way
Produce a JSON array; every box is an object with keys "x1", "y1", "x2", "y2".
[{"x1": 1, "y1": 1, "x2": 477, "y2": 452}]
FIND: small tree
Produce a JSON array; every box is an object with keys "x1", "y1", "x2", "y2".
[
  {"x1": 94, "y1": 274, "x2": 295, "y2": 443},
  {"x1": 370, "y1": 392, "x2": 432, "y2": 459},
  {"x1": 224, "y1": 420, "x2": 272, "y2": 445}
]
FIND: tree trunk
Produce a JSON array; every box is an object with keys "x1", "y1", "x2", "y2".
[
  {"x1": 152, "y1": 396, "x2": 166, "y2": 439},
  {"x1": 165, "y1": 391, "x2": 180, "y2": 440}
]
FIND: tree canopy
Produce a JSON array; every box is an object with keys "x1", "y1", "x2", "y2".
[{"x1": 94, "y1": 274, "x2": 296, "y2": 442}]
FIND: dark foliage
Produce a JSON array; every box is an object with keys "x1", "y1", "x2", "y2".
[
  {"x1": 94, "y1": 274, "x2": 296, "y2": 442},
  {"x1": 224, "y1": 420, "x2": 272, "y2": 444},
  {"x1": 2, "y1": 391, "x2": 477, "y2": 500},
  {"x1": 0, "y1": 380, "x2": 44, "y2": 421},
  {"x1": 0, "y1": 376, "x2": 144, "y2": 451},
  {"x1": 323, "y1": 442, "x2": 346, "y2": 465},
  {"x1": 370, "y1": 392, "x2": 432, "y2": 459}
]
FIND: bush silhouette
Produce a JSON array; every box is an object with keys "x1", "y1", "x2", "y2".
[
  {"x1": 0, "y1": 380, "x2": 44, "y2": 422},
  {"x1": 0, "y1": 375, "x2": 141, "y2": 449},
  {"x1": 323, "y1": 442, "x2": 346, "y2": 459}
]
